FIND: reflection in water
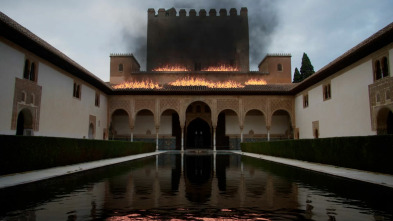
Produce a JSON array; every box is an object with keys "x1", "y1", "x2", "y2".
[{"x1": 0, "y1": 153, "x2": 392, "y2": 220}]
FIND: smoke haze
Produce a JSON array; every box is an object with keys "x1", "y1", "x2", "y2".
[{"x1": 122, "y1": 0, "x2": 278, "y2": 70}]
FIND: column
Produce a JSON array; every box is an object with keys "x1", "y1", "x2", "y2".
[
  {"x1": 156, "y1": 127, "x2": 159, "y2": 151},
  {"x1": 181, "y1": 127, "x2": 184, "y2": 152},
  {"x1": 266, "y1": 126, "x2": 270, "y2": 141},
  {"x1": 213, "y1": 126, "x2": 217, "y2": 152},
  {"x1": 240, "y1": 126, "x2": 244, "y2": 143},
  {"x1": 130, "y1": 128, "x2": 134, "y2": 142}
]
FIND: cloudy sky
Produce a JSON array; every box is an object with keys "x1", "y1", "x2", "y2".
[{"x1": 1, "y1": 0, "x2": 392, "y2": 82}]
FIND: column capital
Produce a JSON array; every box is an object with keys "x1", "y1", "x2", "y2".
[{"x1": 266, "y1": 126, "x2": 271, "y2": 131}]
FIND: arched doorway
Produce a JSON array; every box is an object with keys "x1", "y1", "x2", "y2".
[
  {"x1": 185, "y1": 101, "x2": 212, "y2": 149},
  {"x1": 88, "y1": 123, "x2": 95, "y2": 139},
  {"x1": 187, "y1": 118, "x2": 211, "y2": 149},
  {"x1": 160, "y1": 109, "x2": 181, "y2": 150},
  {"x1": 110, "y1": 109, "x2": 130, "y2": 140},
  {"x1": 16, "y1": 108, "x2": 33, "y2": 136},
  {"x1": 244, "y1": 109, "x2": 266, "y2": 142},
  {"x1": 377, "y1": 107, "x2": 393, "y2": 135},
  {"x1": 134, "y1": 109, "x2": 155, "y2": 143},
  {"x1": 271, "y1": 110, "x2": 293, "y2": 140},
  {"x1": 217, "y1": 109, "x2": 239, "y2": 150}
]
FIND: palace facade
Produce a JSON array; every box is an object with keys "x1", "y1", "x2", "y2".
[{"x1": 0, "y1": 9, "x2": 392, "y2": 151}]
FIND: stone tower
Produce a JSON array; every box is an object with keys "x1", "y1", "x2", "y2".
[{"x1": 146, "y1": 8, "x2": 249, "y2": 72}]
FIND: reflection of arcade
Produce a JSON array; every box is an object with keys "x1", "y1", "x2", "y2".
[
  {"x1": 184, "y1": 154, "x2": 213, "y2": 203},
  {"x1": 181, "y1": 154, "x2": 231, "y2": 203}
]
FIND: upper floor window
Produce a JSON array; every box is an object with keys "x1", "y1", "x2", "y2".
[
  {"x1": 118, "y1": 64, "x2": 123, "y2": 72},
  {"x1": 23, "y1": 59, "x2": 37, "y2": 82},
  {"x1": 195, "y1": 62, "x2": 201, "y2": 71},
  {"x1": 95, "y1": 92, "x2": 100, "y2": 107},
  {"x1": 374, "y1": 56, "x2": 390, "y2": 80},
  {"x1": 303, "y1": 94, "x2": 309, "y2": 108},
  {"x1": 323, "y1": 83, "x2": 331, "y2": 100},
  {"x1": 277, "y1": 63, "x2": 283, "y2": 71},
  {"x1": 73, "y1": 82, "x2": 81, "y2": 99}
]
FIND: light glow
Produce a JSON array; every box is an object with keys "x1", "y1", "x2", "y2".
[
  {"x1": 169, "y1": 77, "x2": 244, "y2": 88},
  {"x1": 152, "y1": 65, "x2": 190, "y2": 72},
  {"x1": 113, "y1": 80, "x2": 162, "y2": 89},
  {"x1": 245, "y1": 78, "x2": 267, "y2": 85},
  {"x1": 202, "y1": 65, "x2": 238, "y2": 72}
]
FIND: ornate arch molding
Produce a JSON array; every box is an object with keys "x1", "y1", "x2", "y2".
[
  {"x1": 109, "y1": 99, "x2": 133, "y2": 128},
  {"x1": 215, "y1": 98, "x2": 240, "y2": 126},
  {"x1": 269, "y1": 97, "x2": 295, "y2": 127},
  {"x1": 242, "y1": 97, "x2": 268, "y2": 127}
]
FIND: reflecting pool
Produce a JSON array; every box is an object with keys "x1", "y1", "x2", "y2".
[{"x1": 1, "y1": 152, "x2": 392, "y2": 220}]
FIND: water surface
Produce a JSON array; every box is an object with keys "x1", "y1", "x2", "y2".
[{"x1": 0, "y1": 152, "x2": 392, "y2": 220}]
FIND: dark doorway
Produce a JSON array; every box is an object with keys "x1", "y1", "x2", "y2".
[
  {"x1": 16, "y1": 109, "x2": 33, "y2": 136},
  {"x1": 16, "y1": 111, "x2": 25, "y2": 135},
  {"x1": 186, "y1": 118, "x2": 211, "y2": 149},
  {"x1": 387, "y1": 111, "x2": 393, "y2": 134}
]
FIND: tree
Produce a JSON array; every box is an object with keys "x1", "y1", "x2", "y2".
[
  {"x1": 300, "y1": 53, "x2": 315, "y2": 80},
  {"x1": 292, "y1": 67, "x2": 301, "y2": 83}
]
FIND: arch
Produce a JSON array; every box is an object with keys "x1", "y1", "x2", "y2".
[
  {"x1": 88, "y1": 123, "x2": 95, "y2": 139},
  {"x1": 134, "y1": 109, "x2": 156, "y2": 141},
  {"x1": 186, "y1": 117, "x2": 211, "y2": 149},
  {"x1": 16, "y1": 108, "x2": 33, "y2": 136},
  {"x1": 160, "y1": 109, "x2": 181, "y2": 150},
  {"x1": 110, "y1": 109, "x2": 131, "y2": 140},
  {"x1": 21, "y1": 91, "x2": 27, "y2": 103},
  {"x1": 376, "y1": 107, "x2": 393, "y2": 135},
  {"x1": 243, "y1": 109, "x2": 267, "y2": 142},
  {"x1": 185, "y1": 101, "x2": 212, "y2": 128},
  {"x1": 30, "y1": 62, "x2": 36, "y2": 81},
  {"x1": 271, "y1": 109, "x2": 293, "y2": 140},
  {"x1": 23, "y1": 59, "x2": 30, "y2": 79},
  {"x1": 217, "y1": 109, "x2": 240, "y2": 149}
]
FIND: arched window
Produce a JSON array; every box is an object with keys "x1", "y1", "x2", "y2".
[
  {"x1": 382, "y1": 57, "x2": 389, "y2": 77},
  {"x1": 376, "y1": 93, "x2": 381, "y2": 103},
  {"x1": 386, "y1": 90, "x2": 391, "y2": 100},
  {"x1": 277, "y1": 63, "x2": 283, "y2": 71},
  {"x1": 375, "y1": 60, "x2": 382, "y2": 80},
  {"x1": 118, "y1": 63, "x2": 123, "y2": 72},
  {"x1": 23, "y1": 59, "x2": 30, "y2": 79},
  {"x1": 29, "y1": 62, "x2": 36, "y2": 81}
]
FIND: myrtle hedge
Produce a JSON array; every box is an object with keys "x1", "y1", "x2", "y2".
[
  {"x1": 241, "y1": 135, "x2": 393, "y2": 174},
  {"x1": 0, "y1": 135, "x2": 155, "y2": 175}
]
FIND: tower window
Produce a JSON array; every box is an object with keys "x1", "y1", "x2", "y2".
[
  {"x1": 195, "y1": 62, "x2": 201, "y2": 71},
  {"x1": 277, "y1": 63, "x2": 283, "y2": 71},
  {"x1": 118, "y1": 64, "x2": 123, "y2": 72}
]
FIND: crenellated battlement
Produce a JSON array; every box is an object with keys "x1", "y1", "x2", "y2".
[
  {"x1": 110, "y1": 53, "x2": 135, "y2": 57},
  {"x1": 148, "y1": 7, "x2": 247, "y2": 18}
]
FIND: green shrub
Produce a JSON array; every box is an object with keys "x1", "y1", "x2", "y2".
[
  {"x1": 0, "y1": 135, "x2": 155, "y2": 175},
  {"x1": 241, "y1": 135, "x2": 393, "y2": 174}
]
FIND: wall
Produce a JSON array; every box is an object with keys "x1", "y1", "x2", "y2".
[
  {"x1": 0, "y1": 38, "x2": 108, "y2": 139},
  {"x1": 295, "y1": 58, "x2": 376, "y2": 138},
  {"x1": 0, "y1": 40, "x2": 24, "y2": 134}
]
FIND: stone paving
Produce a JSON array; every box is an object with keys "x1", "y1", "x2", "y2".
[
  {"x1": 233, "y1": 151, "x2": 393, "y2": 188},
  {"x1": 0, "y1": 151, "x2": 166, "y2": 189}
]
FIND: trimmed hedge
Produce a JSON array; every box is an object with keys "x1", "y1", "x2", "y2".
[
  {"x1": 241, "y1": 135, "x2": 393, "y2": 174},
  {"x1": 0, "y1": 135, "x2": 155, "y2": 175}
]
